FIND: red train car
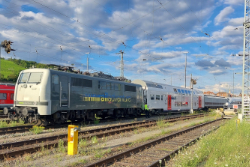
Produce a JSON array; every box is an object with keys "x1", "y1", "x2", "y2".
[{"x1": 0, "y1": 83, "x2": 15, "y2": 109}]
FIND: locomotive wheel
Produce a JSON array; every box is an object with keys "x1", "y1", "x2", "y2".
[
  {"x1": 36, "y1": 119, "x2": 42, "y2": 126},
  {"x1": 41, "y1": 119, "x2": 48, "y2": 126}
]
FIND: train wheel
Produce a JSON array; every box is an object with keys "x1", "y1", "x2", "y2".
[
  {"x1": 36, "y1": 119, "x2": 42, "y2": 126},
  {"x1": 41, "y1": 119, "x2": 48, "y2": 126}
]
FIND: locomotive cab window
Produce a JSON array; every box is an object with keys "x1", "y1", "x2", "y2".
[
  {"x1": 0, "y1": 93, "x2": 7, "y2": 100},
  {"x1": 28, "y1": 72, "x2": 43, "y2": 83},
  {"x1": 18, "y1": 73, "x2": 30, "y2": 83}
]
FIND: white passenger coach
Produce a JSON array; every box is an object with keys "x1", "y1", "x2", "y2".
[{"x1": 132, "y1": 80, "x2": 204, "y2": 114}]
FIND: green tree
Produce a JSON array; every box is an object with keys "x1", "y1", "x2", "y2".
[{"x1": 7, "y1": 74, "x2": 17, "y2": 82}]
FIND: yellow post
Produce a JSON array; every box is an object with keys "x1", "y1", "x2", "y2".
[{"x1": 68, "y1": 125, "x2": 79, "y2": 155}]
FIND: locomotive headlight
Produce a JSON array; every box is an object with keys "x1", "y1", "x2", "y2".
[{"x1": 225, "y1": 102, "x2": 228, "y2": 106}]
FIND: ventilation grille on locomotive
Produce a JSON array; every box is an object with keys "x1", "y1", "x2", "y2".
[
  {"x1": 72, "y1": 77, "x2": 92, "y2": 87},
  {"x1": 125, "y1": 85, "x2": 136, "y2": 92}
]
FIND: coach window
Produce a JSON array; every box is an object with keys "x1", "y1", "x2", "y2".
[
  {"x1": 150, "y1": 94, "x2": 155, "y2": 100},
  {"x1": 10, "y1": 93, "x2": 14, "y2": 100},
  {"x1": 161, "y1": 95, "x2": 163, "y2": 100},
  {"x1": 177, "y1": 89, "x2": 181, "y2": 94},
  {"x1": 0, "y1": 93, "x2": 7, "y2": 100},
  {"x1": 156, "y1": 95, "x2": 160, "y2": 100}
]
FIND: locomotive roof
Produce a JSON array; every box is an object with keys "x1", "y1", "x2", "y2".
[{"x1": 20, "y1": 68, "x2": 141, "y2": 87}]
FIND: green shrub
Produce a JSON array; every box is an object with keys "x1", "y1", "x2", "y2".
[{"x1": 29, "y1": 125, "x2": 45, "y2": 134}]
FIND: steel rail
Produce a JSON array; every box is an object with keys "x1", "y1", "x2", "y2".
[
  {"x1": 0, "y1": 114, "x2": 205, "y2": 159},
  {"x1": 0, "y1": 114, "x2": 204, "y2": 135},
  {"x1": 84, "y1": 118, "x2": 223, "y2": 167}
]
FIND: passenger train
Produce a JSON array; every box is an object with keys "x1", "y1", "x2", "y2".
[
  {"x1": 3, "y1": 68, "x2": 228, "y2": 125},
  {"x1": 0, "y1": 83, "x2": 15, "y2": 109}
]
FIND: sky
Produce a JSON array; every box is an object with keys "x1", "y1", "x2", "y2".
[{"x1": 0, "y1": 0, "x2": 245, "y2": 94}]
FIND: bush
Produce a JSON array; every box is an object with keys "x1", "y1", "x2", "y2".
[{"x1": 29, "y1": 125, "x2": 45, "y2": 134}]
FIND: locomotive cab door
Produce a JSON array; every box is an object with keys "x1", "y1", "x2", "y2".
[
  {"x1": 60, "y1": 76, "x2": 69, "y2": 107},
  {"x1": 167, "y1": 95, "x2": 172, "y2": 110}
]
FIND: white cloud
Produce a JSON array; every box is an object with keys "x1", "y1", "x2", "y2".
[
  {"x1": 224, "y1": 0, "x2": 244, "y2": 5},
  {"x1": 214, "y1": 6, "x2": 234, "y2": 25}
]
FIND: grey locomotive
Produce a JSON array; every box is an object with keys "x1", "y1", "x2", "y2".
[{"x1": 3, "y1": 69, "x2": 143, "y2": 125}]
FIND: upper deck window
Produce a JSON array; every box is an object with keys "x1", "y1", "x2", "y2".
[{"x1": 177, "y1": 89, "x2": 181, "y2": 94}]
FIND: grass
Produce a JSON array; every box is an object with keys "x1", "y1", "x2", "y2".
[
  {"x1": 58, "y1": 139, "x2": 66, "y2": 153},
  {"x1": 0, "y1": 119, "x2": 26, "y2": 128},
  {"x1": 79, "y1": 138, "x2": 88, "y2": 148},
  {"x1": 0, "y1": 121, "x2": 8, "y2": 128},
  {"x1": 91, "y1": 136, "x2": 98, "y2": 144},
  {"x1": 0, "y1": 59, "x2": 25, "y2": 79},
  {"x1": 29, "y1": 125, "x2": 45, "y2": 134},
  {"x1": 94, "y1": 119, "x2": 100, "y2": 124},
  {"x1": 172, "y1": 118, "x2": 250, "y2": 167}
]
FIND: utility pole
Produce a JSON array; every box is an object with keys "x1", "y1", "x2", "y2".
[
  {"x1": 171, "y1": 74, "x2": 172, "y2": 86},
  {"x1": 241, "y1": 0, "x2": 250, "y2": 121},
  {"x1": 86, "y1": 52, "x2": 90, "y2": 72},
  {"x1": 190, "y1": 74, "x2": 193, "y2": 114},
  {"x1": 116, "y1": 50, "x2": 125, "y2": 78},
  {"x1": 183, "y1": 51, "x2": 188, "y2": 88},
  {"x1": 190, "y1": 74, "x2": 197, "y2": 114},
  {"x1": 233, "y1": 72, "x2": 234, "y2": 97}
]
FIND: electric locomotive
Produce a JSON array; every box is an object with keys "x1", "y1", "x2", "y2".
[{"x1": 3, "y1": 69, "x2": 143, "y2": 125}]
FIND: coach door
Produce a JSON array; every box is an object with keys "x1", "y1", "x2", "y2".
[
  {"x1": 168, "y1": 95, "x2": 172, "y2": 110},
  {"x1": 60, "y1": 76, "x2": 69, "y2": 107},
  {"x1": 199, "y1": 96, "x2": 202, "y2": 108}
]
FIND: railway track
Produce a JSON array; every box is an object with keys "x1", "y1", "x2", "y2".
[
  {"x1": 0, "y1": 114, "x2": 205, "y2": 160},
  {"x1": 84, "y1": 118, "x2": 223, "y2": 167},
  {"x1": 0, "y1": 113, "x2": 204, "y2": 135}
]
